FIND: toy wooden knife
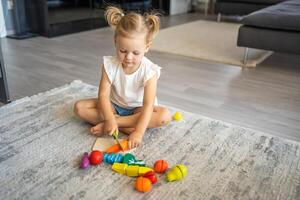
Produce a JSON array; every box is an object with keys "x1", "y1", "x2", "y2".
[{"x1": 112, "y1": 130, "x2": 125, "y2": 152}]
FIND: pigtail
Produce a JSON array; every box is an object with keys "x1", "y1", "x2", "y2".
[
  {"x1": 145, "y1": 13, "x2": 160, "y2": 41},
  {"x1": 105, "y1": 6, "x2": 161, "y2": 43},
  {"x1": 105, "y1": 6, "x2": 124, "y2": 29}
]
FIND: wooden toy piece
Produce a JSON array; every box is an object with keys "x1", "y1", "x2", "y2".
[
  {"x1": 103, "y1": 153, "x2": 124, "y2": 164},
  {"x1": 92, "y1": 137, "x2": 115, "y2": 151},
  {"x1": 138, "y1": 166, "x2": 154, "y2": 176},
  {"x1": 142, "y1": 171, "x2": 157, "y2": 184},
  {"x1": 123, "y1": 153, "x2": 145, "y2": 166},
  {"x1": 112, "y1": 130, "x2": 126, "y2": 152},
  {"x1": 89, "y1": 150, "x2": 103, "y2": 165},
  {"x1": 112, "y1": 163, "x2": 153, "y2": 177},
  {"x1": 80, "y1": 152, "x2": 90, "y2": 169},
  {"x1": 105, "y1": 140, "x2": 129, "y2": 153},
  {"x1": 126, "y1": 165, "x2": 140, "y2": 177},
  {"x1": 135, "y1": 177, "x2": 152, "y2": 193},
  {"x1": 172, "y1": 111, "x2": 183, "y2": 121},
  {"x1": 166, "y1": 164, "x2": 187, "y2": 182},
  {"x1": 154, "y1": 160, "x2": 168, "y2": 173},
  {"x1": 111, "y1": 163, "x2": 127, "y2": 174}
]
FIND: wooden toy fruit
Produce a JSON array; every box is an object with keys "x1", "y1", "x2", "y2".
[
  {"x1": 80, "y1": 152, "x2": 90, "y2": 169},
  {"x1": 89, "y1": 150, "x2": 103, "y2": 165},
  {"x1": 112, "y1": 163, "x2": 153, "y2": 177},
  {"x1": 105, "y1": 140, "x2": 129, "y2": 153},
  {"x1": 172, "y1": 111, "x2": 182, "y2": 121},
  {"x1": 166, "y1": 164, "x2": 187, "y2": 182},
  {"x1": 142, "y1": 171, "x2": 157, "y2": 184},
  {"x1": 154, "y1": 160, "x2": 168, "y2": 173},
  {"x1": 135, "y1": 176, "x2": 152, "y2": 193}
]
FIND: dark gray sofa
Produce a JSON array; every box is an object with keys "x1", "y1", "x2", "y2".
[
  {"x1": 215, "y1": 0, "x2": 286, "y2": 16},
  {"x1": 237, "y1": 0, "x2": 300, "y2": 63}
]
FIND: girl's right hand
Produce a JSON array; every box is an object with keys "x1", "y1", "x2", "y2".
[{"x1": 103, "y1": 118, "x2": 118, "y2": 135}]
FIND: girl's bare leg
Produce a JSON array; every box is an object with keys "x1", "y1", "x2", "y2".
[
  {"x1": 74, "y1": 99, "x2": 171, "y2": 135},
  {"x1": 120, "y1": 106, "x2": 171, "y2": 128},
  {"x1": 91, "y1": 106, "x2": 171, "y2": 135},
  {"x1": 119, "y1": 127, "x2": 136, "y2": 135},
  {"x1": 73, "y1": 98, "x2": 116, "y2": 135},
  {"x1": 73, "y1": 98, "x2": 101, "y2": 125}
]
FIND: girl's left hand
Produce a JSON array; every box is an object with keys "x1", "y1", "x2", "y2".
[{"x1": 128, "y1": 131, "x2": 143, "y2": 149}]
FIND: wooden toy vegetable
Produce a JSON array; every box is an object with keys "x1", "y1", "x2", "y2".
[
  {"x1": 112, "y1": 163, "x2": 153, "y2": 177},
  {"x1": 142, "y1": 171, "x2": 157, "y2": 184},
  {"x1": 89, "y1": 150, "x2": 103, "y2": 165},
  {"x1": 105, "y1": 140, "x2": 129, "y2": 153},
  {"x1": 166, "y1": 164, "x2": 187, "y2": 182},
  {"x1": 135, "y1": 177, "x2": 152, "y2": 192},
  {"x1": 112, "y1": 131, "x2": 125, "y2": 152},
  {"x1": 103, "y1": 153, "x2": 124, "y2": 164},
  {"x1": 154, "y1": 160, "x2": 168, "y2": 173},
  {"x1": 80, "y1": 152, "x2": 90, "y2": 169},
  {"x1": 123, "y1": 153, "x2": 145, "y2": 166}
]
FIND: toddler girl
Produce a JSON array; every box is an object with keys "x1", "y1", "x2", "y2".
[{"x1": 74, "y1": 6, "x2": 171, "y2": 149}]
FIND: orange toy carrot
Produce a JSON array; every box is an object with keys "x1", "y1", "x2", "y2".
[{"x1": 105, "y1": 140, "x2": 129, "y2": 153}]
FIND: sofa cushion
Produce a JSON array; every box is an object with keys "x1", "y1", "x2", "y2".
[
  {"x1": 218, "y1": 0, "x2": 285, "y2": 5},
  {"x1": 243, "y1": 0, "x2": 300, "y2": 31},
  {"x1": 238, "y1": 25, "x2": 300, "y2": 54}
]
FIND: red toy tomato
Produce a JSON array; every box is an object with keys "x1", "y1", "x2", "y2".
[
  {"x1": 154, "y1": 160, "x2": 168, "y2": 173},
  {"x1": 142, "y1": 171, "x2": 157, "y2": 184},
  {"x1": 89, "y1": 150, "x2": 103, "y2": 165}
]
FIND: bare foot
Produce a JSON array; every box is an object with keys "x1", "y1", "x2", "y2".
[
  {"x1": 90, "y1": 122, "x2": 105, "y2": 136},
  {"x1": 128, "y1": 131, "x2": 143, "y2": 149}
]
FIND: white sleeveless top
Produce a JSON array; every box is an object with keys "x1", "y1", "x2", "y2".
[{"x1": 103, "y1": 56, "x2": 161, "y2": 109}]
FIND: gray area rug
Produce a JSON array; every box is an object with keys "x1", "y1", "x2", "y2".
[{"x1": 1, "y1": 80, "x2": 300, "y2": 200}]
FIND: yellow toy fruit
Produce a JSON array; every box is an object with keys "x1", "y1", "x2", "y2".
[
  {"x1": 135, "y1": 177, "x2": 152, "y2": 193},
  {"x1": 172, "y1": 112, "x2": 182, "y2": 121},
  {"x1": 166, "y1": 164, "x2": 187, "y2": 182}
]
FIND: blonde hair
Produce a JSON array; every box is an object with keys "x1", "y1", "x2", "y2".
[{"x1": 105, "y1": 6, "x2": 160, "y2": 44}]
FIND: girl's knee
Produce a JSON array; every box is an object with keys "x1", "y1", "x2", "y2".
[
  {"x1": 73, "y1": 100, "x2": 85, "y2": 117},
  {"x1": 157, "y1": 107, "x2": 171, "y2": 126}
]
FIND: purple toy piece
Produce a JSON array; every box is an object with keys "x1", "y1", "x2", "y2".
[{"x1": 80, "y1": 152, "x2": 90, "y2": 169}]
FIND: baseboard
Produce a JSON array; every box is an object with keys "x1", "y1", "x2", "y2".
[{"x1": 1, "y1": 29, "x2": 15, "y2": 38}]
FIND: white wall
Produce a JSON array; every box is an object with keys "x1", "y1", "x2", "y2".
[
  {"x1": 170, "y1": 0, "x2": 192, "y2": 15},
  {"x1": 0, "y1": 1, "x2": 7, "y2": 37}
]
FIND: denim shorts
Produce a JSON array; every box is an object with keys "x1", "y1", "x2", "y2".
[{"x1": 112, "y1": 103, "x2": 135, "y2": 116}]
